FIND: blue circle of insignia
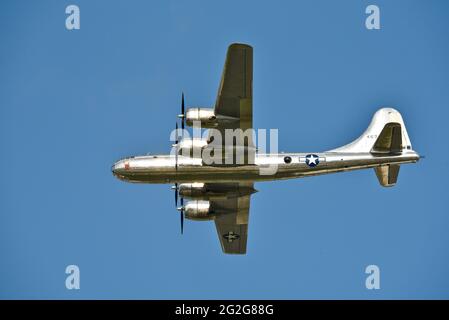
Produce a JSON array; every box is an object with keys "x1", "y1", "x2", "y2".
[{"x1": 305, "y1": 154, "x2": 320, "y2": 167}]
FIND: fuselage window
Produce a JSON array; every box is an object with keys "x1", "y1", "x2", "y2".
[{"x1": 284, "y1": 156, "x2": 292, "y2": 164}]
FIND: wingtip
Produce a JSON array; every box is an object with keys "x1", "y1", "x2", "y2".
[{"x1": 229, "y1": 43, "x2": 253, "y2": 50}]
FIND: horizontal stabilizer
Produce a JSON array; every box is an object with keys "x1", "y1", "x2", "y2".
[{"x1": 374, "y1": 164, "x2": 400, "y2": 187}]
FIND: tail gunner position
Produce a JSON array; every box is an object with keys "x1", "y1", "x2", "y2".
[{"x1": 112, "y1": 44, "x2": 419, "y2": 254}]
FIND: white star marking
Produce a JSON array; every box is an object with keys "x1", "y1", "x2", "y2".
[
  {"x1": 224, "y1": 231, "x2": 239, "y2": 243},
  {"x1": 307, "y1": 155, "x2": 318, "y2": 165}
]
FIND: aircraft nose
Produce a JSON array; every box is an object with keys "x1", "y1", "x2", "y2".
[
  {"x1": 111, "y1": 163, "x2": 118, "y2": 176},
  {"x1": 111, "y1": 160, "x2": 124, "y2": 175}
]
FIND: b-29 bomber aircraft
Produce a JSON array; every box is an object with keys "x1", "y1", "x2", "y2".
[{"x1": 112, "y1": 43, "x2": 420, "y2": 254}]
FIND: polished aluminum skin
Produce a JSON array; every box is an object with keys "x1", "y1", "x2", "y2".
[
  {"x1": 111, "y1": 43, "x2": 420, "y2": 254},
  {"x1": 112, "y1": 107, "x2": 419, "y2": 184},
  {"x1": 112, "y1": 151, "x2": 419, "y2": 184}
]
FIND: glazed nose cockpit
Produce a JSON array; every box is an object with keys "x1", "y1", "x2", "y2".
[
  {"x1": 111, "y1": 159, "x2": 129, "y2": 178},
  {"x1": 111, "y1": 160, "x2": 122, "y2": 172}
]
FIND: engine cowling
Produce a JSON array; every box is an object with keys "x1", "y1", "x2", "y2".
[
  {"x1": 178, "y1": 182, "x2": 257, "y2": 199},
  {"x1": 177, "y1": 138, "x2": 207, "y2": 157},
  {"x1": 178, "y1": 183, "x2": 206, "y2": 197},
  {"x1": 183, "y1": 200, "x2": 214, "y2": 221},
  {"x1": 185, "y1": 108, "x2": 217, "y2": 128}
]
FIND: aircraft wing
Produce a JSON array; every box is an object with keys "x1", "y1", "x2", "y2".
[
  {"x1": 211, "y1": 182, "x2": 254, "y2": 254},
  {"x1": 206, "y1": 43, "x2": 254, "y2": 165}
]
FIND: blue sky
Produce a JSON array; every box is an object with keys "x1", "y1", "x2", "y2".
[{"x1": 1, "y1": 0, "x2": 448, "y2": 299}]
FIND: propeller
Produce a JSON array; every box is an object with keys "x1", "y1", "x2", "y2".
[
  {"x1": 174, "y1": 122, "x2": 179, "y2": 171},
  {"x1": 178, "y1": 92, "x2": 186, "y2": 130},
  {"x1": 174, "y1": 93, "x2": 185, "y2": 171},
  {"x1": 176, "y1": 197, "x2": 185, "y2": 234},
  {"x1": 173, "y1": 92, "x2": 187, "y2": 234},
  {"x1": 172, "y1": 183, "x2": 178, "y2": 206},
  {"x1": 172, "y1": 185, "x2": 184, "y2": 234}
]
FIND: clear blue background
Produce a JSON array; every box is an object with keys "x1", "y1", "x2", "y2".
[{"x1": 1, "y1": 0, "x2": 448, "y2": 299}]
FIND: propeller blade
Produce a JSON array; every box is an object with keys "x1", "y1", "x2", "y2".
[
  {"x1": 175, "y1": 122, "x2": 178, "y2": 171},
  {"x1": 177, "y1": 197, "x2": 184, "y2": 234},
  {"x1": 180, "y1": 211, "x2": 184, "y2": 235},
  {"x1": 181, "y1": 92, "x2": 185, "y2": 130},
  {"x1": 174, "y1": 183, "x2": 178, "y2": 206}
]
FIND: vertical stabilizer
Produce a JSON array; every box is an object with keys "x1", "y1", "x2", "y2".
[{"x1": 328, "y1": 108, "x2": 412, "y2": 153}]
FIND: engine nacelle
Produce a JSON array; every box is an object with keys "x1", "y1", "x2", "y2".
[
  {"x1": 183, "y1": 200, "x2": 214, "y2": 221},
  {"x1": 185, "y1": 108, "x2": 217, "y2": 128},
  {"x1": 178, "y1": 182, "x2": 257, "y2": 199},
  {"x1": 178, "y1": 183, "x2": 206, "y2": 197},
  {"x1": 177, "y1": 138, "x2": 207, "y2": 157}
]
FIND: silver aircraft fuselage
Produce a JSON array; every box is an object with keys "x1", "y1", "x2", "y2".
[
  {"x1": 112, "y1": 151, "x2": 419, "y2": 184},
  {"x1": 110, "y1": 41, "x2": 420, "y2": 254}
]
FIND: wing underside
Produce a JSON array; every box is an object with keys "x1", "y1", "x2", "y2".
[
  {"x1": 208, "y1": 44, "x2": 255, "y2": 253},
  {"x1": 205, "y1": 43, "x2": 255, "y2": 166},
  {"x1": 214, "y1": 43, "x2": 253, "y2": 127},
  {"x1": 191, "y1": 44, "x2": 255, "y2": 254},
  {"x1": 212, "y1": 183, "x2": 253, "y2": 254}
]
